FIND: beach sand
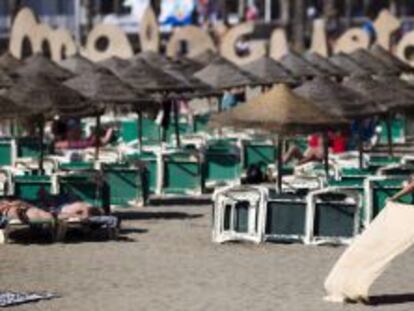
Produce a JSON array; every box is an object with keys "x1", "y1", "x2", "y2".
[{"x1": 1, "y1": 205, "x2": 414, "y2": 311}]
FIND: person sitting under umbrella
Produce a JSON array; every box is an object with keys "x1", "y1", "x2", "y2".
[
  {"x1": 283, "y1": 130, "x2": 348, "y2": 165},
  {"x1": 54, "y1": 119, "x2": 114, "y2": 151}
]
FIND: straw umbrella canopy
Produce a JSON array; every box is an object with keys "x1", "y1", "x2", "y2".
[
  {"x1": 173, "y1": 57, "x2": 205, "y2": 76},
  {"x1": 0, "y1": 68, "x2": 14, "y2": 89},
  {"x1": 64, "y1": 67, "x2": 147, "y2": 110},
  {"x1": 194, "y1": 56, "x2": 264, "y2": 89},
  {"x1": 5, "y1": 74, "x2": 93, "y2": 118},
  {"x1": 348, "y1": 49, "x2": 399, "y2": 76},
  {"x1": 0, "y1": 95, "x2": 32, "y2": 119},
  {"x1": 342, "y1": 75, "x2": 414, "y2": 114},
  {"x1": 59, "y1": 54, "x2": 98, "y2": 75},
  {"x1": 210, "y1": 84, "x2": 348, "y2": 190},
  {"x1": 294, "y1": 76, "x2": 380, "y2": 119},
  {"x1": 15, "y1": 53, "x2": 74, "y2": 81},
  {"x1": 0, "y1": 52, "x2": 22, "y2": 74},
  {"x1": 241, "y1": 56, "x2": 298, "y2": 85},
  {"x1": 134, "y1": 51, "x2": 219, "y2": 97},
  {"x1": 118, "y1": 58, "x2": 192, "y2": 93},
  {"x1": 369, "y1": 45, "x2": 414, "y2": 74},
  {"x1": 3, "y1": 74, "x2": 93, "y2": 171},
  {"x1": 64, "y1": 66, "x2": 157, "y2": 154},
  {"x1": 303, "y1": 52, "x2": 347, "y2": 78},
  {"x1": 279, "y1": 51, "x2": 326, "y2": 79},
  {"x1": 98, "y1": 56, "x2": 131, "y2": 76},
  {"x1": 375, "y1": 75, "x2": 414, "y2": 98},
  {"x1": 191, "y1": 50, "x2": 217, "y2": 66},
  {"x1": 343, "y1": 75, "x2": 414, "y2": 157},
  {"x1": 295, "y1": 77, "x2": 381, "y2": 169},
  {"x1": 329, "y1": 53, "x2": 374, "y2": 76},
  {"x1": 132, "y1": 51, "x2": 218, "y2": 146}
]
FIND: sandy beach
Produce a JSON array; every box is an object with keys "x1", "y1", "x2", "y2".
[{"x1": 1, "y1": 205, "x2": 414, "y2": 311}]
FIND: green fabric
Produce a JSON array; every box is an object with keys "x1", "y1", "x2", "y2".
[
  {"x1": 102, "y1": 165, "x2": 147, "y2": 207},
  {"x1": 314, "y1": 203, "x2": 356, "y2": 237},
  {"x1": 163, "y1": 152, "x2": 202, "y2": 194},
  {"x1": 121, "y1": 119, "x2": 161, "y2": 144},
  {"x1": 127, "y1": 152, "x2": 157, "y2": 193},
  {"x1": 371, "y1": 179, "x2": 411, "y2": 219},
  {"x1": 203, "y1": 141, "x2": 241, "y2": 184},
  {"x1": 58, "y1": 173, "x2": 108, "y2": 208},
  {"x1": 265, "y1": 201, "x2": 306, "y2": 236},
  {"x1": 379, "y1": 117, "x2": 405, "y2": 144},
  {"x1": 234, "y1": 202, "x2": 249, "y2": 233},
  {"x1": 243, "y1": 143, "x2": 276, "y2": 173},
  {"x1": 17, "y1": 137, "x2": 47, "y2": 159},
  {"x1": 59, "y1": 162, "x2": 94, "y2": 171},
  {"x1": 14, "y1": 175, "x2": 52, "y2": 202},
  {"x1": 193, "y1": 114, "x2": 210, "y2": 133},
  {"x1": 0, "y1": 140, "x2": 13, "y2": 166}
]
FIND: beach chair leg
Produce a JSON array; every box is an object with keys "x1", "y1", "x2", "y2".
[
  {"x1": 0, "y1": 228, "x2": 9, "y2": 244},
  {"x1": 54, "y1": 221, "x2": 68, "y2": 242}
]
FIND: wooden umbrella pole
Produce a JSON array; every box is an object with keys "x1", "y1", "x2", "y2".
[
  {"x1": 323, "y1": 131, "x2": 330, "y2": 180},
  {"x1": 137, "y1": 110, "x2": 143, "y2": 152},
  {"x1": 38, "y1": 117, "x2": 45, "y2": 175},
  {"x1": 94, "y1": 114, "x2": 101, "y2": 161},
  {"x1": 386, "y1": 114, "x2": 394, "y2": 158},
  {"x1": 277, "y1": 136, "x2": 283, "y2": 193},
  {"x1": 358, "y1": 120, "x2": 364, "y2": 169},
  {"x1": 174, "y1": 100, "x2": 181, "y2": 148}
]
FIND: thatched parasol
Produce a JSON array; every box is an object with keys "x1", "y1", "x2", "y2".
[
  {"x1": 64, "y1": 67, "x2": 146, "y2": 108},
  {"x1": 98, "y1": 56, "x2": 131, "y2": 76},
  {"x1": 0, "y1": 69, "x2": 14, "y2": 89},
  {"x1": 194, "y1": 56, "x2": 264, "y2": 89},
  {"x1": 134, "y1": 51, "x2": 218, "y2": 96},
  {"x1": 64, "y1": 67, "x2": 152, "y2": 157},
  {"x1": 303, "y1": 52, "x2": 347, "y2": 78},
  {"x1": 329, "y1": 53, "x2": 374, "y2": 76},
  {"x1": 210, "y1": 84, "x2": 342, "y2": 132},
  {"x1": 370, "y1": 45, "x2": 414, "y2": 74},
  {"x1": 375, "y1": 75, "x2": 414, "y2": 98},
  {"x1": 0, "y1": 95, "x2": 31, "y2": 119},
  {"x1": 59, "y1": 54, "x2": 98, "y2": 75},
  {"x1": 4, "y1": 75, "x2": 92, "y2": 171},
  {"x1": 343, "y1": 75, "x2": 414, "y2": 113},
  {"x1": 295, "y1": 76, "x2": 381, "y2": 119},
  {"x1": 15, "y1": 53, "x2": 74, "y2": 81},
  {"x1": 210, "y1": 84, "x2": 347, "y2": 190},
  {"x1": 349, "y1": 49, "x2": 399, "y2": 76},
  {"x1": 132, "y1": 51, "x2": 218, "y2": 146},
  {"x1": 0, "y1": 52, "x2": 22, "y2": 73},
  {"x1": 279, "y1": 51, "x2": 326, "y2": 79},
  {"x1": 343, "y1": 75, "x2": 414, "y2": 158},
  {"x1": 118, "y1": 57, "x2": 192, "y2": 93},
  {"x1": 191, "y1": 50, "x2": 217, "y2": 66},
  {"x1": 241, "y1": 57, "x2": 297, "y2": 85},
  {"x1": 6, "y1": 75, "x2": 90, "y2": 117},
  {"x1": 172, "y1": 57, "x2": 205, "y2": 76}
]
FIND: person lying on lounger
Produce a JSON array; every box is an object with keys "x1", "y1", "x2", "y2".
[
  {"x1": 0, "y1": 200, "x2": 53, "y2": 223},
  {"x1": 0, "y1": 199, "x2": 103, "y2": 223}
]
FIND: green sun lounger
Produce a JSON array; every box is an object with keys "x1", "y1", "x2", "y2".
[
  {"x1": 162, "y1": 151, "x2": 202, "y2": 195},
  {"x1": 102, "y1": 163, "x2": 148, "y2": 207}
]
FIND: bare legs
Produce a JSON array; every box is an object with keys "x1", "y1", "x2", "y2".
[{"x1": 283, "y1": 145, "x2": 324, "y2": 165}]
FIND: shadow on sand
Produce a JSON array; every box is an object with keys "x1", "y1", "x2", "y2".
[
  {"x1": 367, "y1": 293, "x2": 414, "y2": 306},
  {"x1": 114, "y1": 211, "x2": 204, "y2": 221}
]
